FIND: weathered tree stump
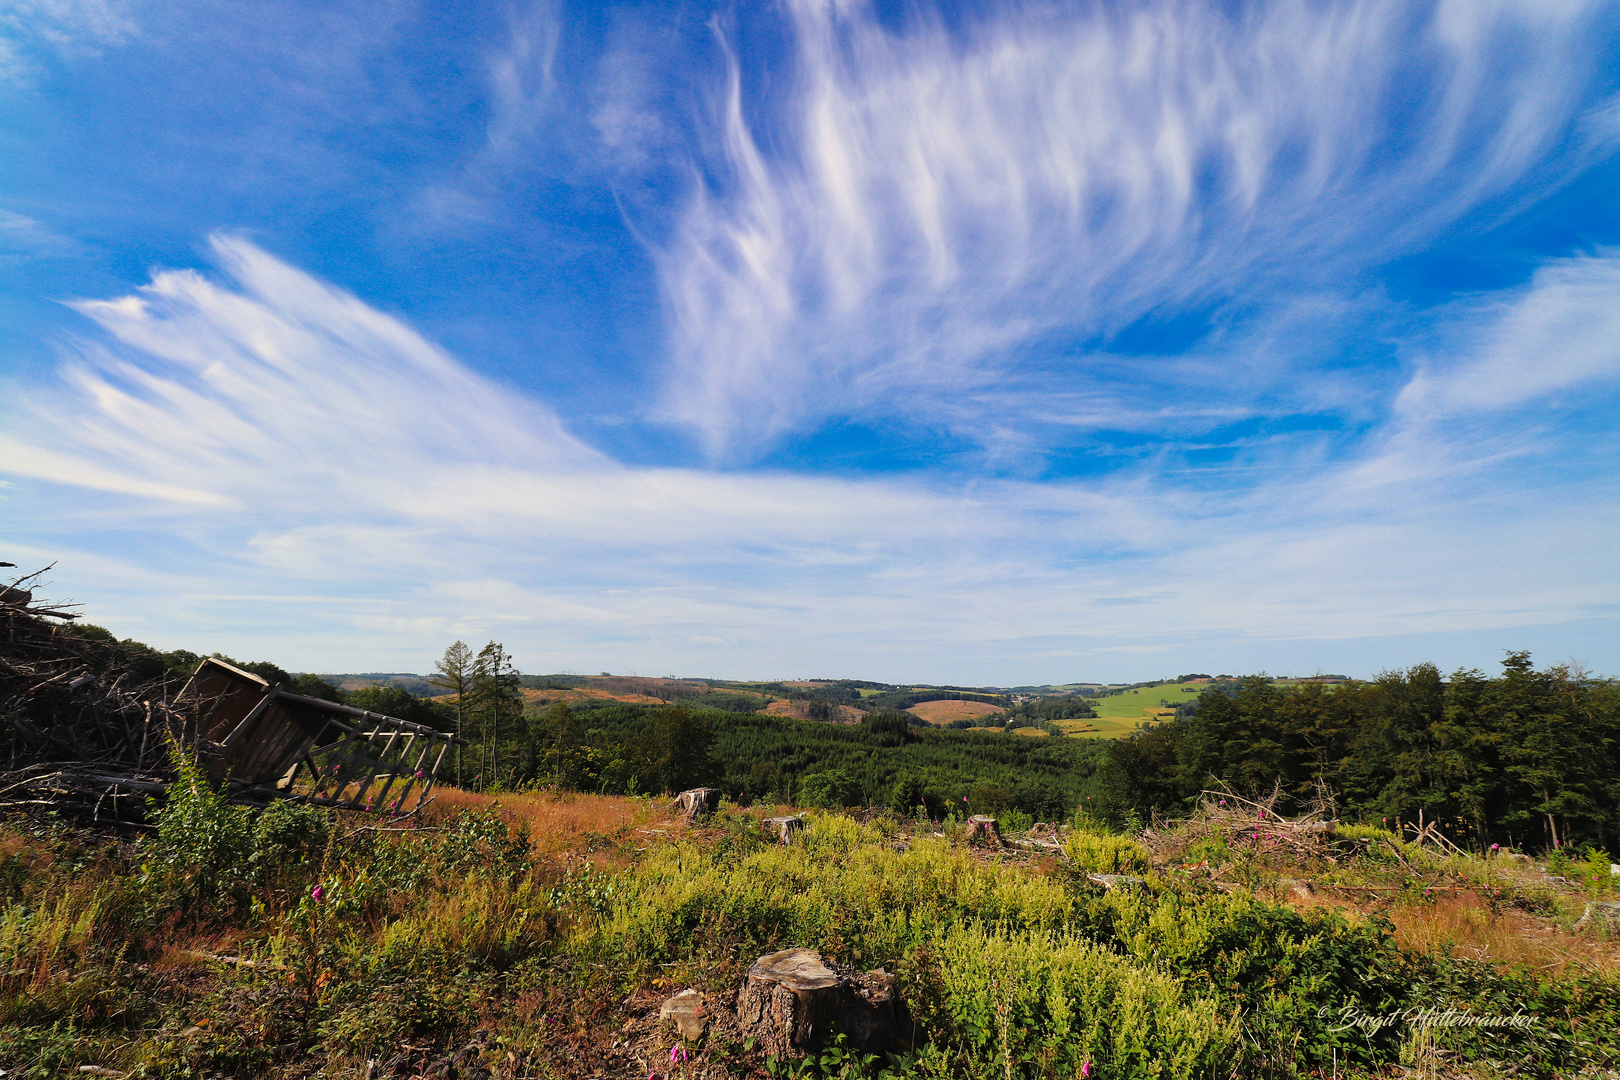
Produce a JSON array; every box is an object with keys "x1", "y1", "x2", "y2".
[
  {"x1": 965, "y1": 815, "x2": 1003, "y2": 847},
  {"x1": 737, "y1": 949, "x2": 843, "y2": 1057},
  {"x1": 839, "y1": 967, "x2": 906, "y2": 1052},
  {"x1": 671, "y1": 788, "x2": 721, "y2": 821},
  {"x1": 765, "y1": 815, "x2": 805, "y2": 844}
]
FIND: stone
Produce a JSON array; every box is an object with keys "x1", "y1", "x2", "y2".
[
  {"x1": 1574, "y1": 900, "x2": 1620, "y2": 931},
  {"x1": 659, "y1": 988, "x2": 708, "y2": 1040}
]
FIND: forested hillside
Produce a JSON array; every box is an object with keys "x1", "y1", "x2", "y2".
[{"x1": 1102, "y1": 653, "x2": 1619, "y2": 851}]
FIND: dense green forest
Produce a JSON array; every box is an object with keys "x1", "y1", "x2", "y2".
[{"x1": 1104, "y1": 653, "x2": 1620, "y2": 852}]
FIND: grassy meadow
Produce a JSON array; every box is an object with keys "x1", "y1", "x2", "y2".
[
  {"x1": 3, "y1": 776, "x2": 1617, "y2": 1080},
  {"x1": 1046, "y1": 682, "x2": 1202, "y2": 737}
]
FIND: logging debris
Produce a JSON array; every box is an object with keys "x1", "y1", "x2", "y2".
[{"x1": 0, "y1": 570, "x2": 461, "y2": 827}]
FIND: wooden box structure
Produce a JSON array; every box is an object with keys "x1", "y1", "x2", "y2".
[{"x1": 177, "y1": 657, "x2": 460, "y2": 813}]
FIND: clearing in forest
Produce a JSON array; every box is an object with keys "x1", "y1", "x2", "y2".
[{"x1": 906, "y1": 699, "x2": 1005, "y2": 725}]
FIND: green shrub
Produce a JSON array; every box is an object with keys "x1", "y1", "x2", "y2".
[
  {"x1": 799, "y1": 769, "x2": 864, "y2": 808},
  {"x1": 909, "y1": 922, "x2": 1235, "y2": 1079},
  {"x1": 141, "y1": 751, "x2": 256, "y2": 915},
  {"x1": 1062, "y1": 827, "x2": 1150, "y2": 875}
]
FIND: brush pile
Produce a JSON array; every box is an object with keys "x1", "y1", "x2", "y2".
[
  {"x1": 0, "y1": 567, "x2": 181, "y2": 826},
  {"x1": 1146, "y1": 784, "x2": 1349, "y2": 865}
]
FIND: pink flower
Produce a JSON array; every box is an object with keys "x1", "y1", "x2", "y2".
[
  {"x1": 1491, "y1": 843, "x2": 1500, "y2": 851},
  {"x1": 415, "y1": 769, "x2": 425, "y2": 779},
  {"x1": 1081, "y1": 1062, "x2": 1092, "y2": 1078},
  {"x1": 311, "y1": 885, "x2": 325, "y2": 902}
]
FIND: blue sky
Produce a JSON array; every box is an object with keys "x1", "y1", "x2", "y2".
[{"x1": 3, "y1": 0, "x2": 1620, "y2": 684}]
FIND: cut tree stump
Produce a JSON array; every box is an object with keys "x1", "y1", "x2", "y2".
[
  {"x1": 765, "y1": 815, "x2": 805, "y2": 844},
  {"x1": 965, "y1": 815, "x2": 1003, "y2": 847},
  {"x1": 737, "y1": 949, "x2": 843, "y2": 1057},
  {"x1": 671, "y1": 788, "x2": 721, "y2": 821},
  {"x1": 736, "y1": 949, "x2": 907, "y2": 1057}
]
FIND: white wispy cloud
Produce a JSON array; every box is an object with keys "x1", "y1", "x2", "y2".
[
  {"x1": 654, "y1": 0, "x2": 1614, "y2": 457},
  {"x1": 0, "y1": 0, "x2": 135, "y2": 85},
  {"x1": 4, "y1": 238, "x2": 1618, "y2": 678},
  {"x1": 1397, "y1": 253, "x2": 1620, "y2": 419}
]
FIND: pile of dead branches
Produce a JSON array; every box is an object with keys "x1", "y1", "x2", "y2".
[
  {"x1": 1146, "y1": 783, "x2": 1349, "y2": 865},
  {"x1": 0, "y1": 566, "x2": 182, "y2": 826}
]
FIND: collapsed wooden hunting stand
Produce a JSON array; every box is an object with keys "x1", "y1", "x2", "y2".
[{"x1": 179, "y1": 658, "x2": 463, "y2": 813}]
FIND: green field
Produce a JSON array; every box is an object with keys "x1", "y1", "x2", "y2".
[{"x1": 1055, "y1": 680, "x2": 1204, "y2": 737}]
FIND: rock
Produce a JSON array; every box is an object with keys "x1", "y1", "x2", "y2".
[
  {"x1": 1574, "y1": 900, "x2": 1620, "y2": 931},
  {"x1": 1087, "y1": 873, "x2": 1143, "y2": 890},
  {"x1": 965, "y1": 815, "x2": 1003, "y2": 847},
  {"x1": 660, "y1": 988, "x2": 708, "y2": 1040},
  {"x1": 765, "y1": 815, "x2": 805, "y2": 844},
  {"x1": 672, "y1": 788, "x2": 722, "y2": 821}
]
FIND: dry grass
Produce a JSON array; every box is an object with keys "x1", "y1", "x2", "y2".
[
  {"x1": 907, "y1": 699, "x2": 1005, "y2": 724},
  {"x1": 1385, "y1": 894, "x2": 1620, "y2": 975},
  {"x1": 421, "y1": 787, "x2": 687, "y2": 860},
  {"x1": 1281, "y1": 881, "x2": 1620, "y2": 978}
]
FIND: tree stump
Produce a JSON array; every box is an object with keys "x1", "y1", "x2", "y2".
[
  {"x1": 839, "y1": 967, "x2": 907, "y2": 1052},
  {"x1": 765, "y1": 815, "x2": 805, "y2": 844},
  {"x1": 671, "y1": 788, "x2": 721, "y2": 821},
  {"x1": 737, "y1": 949, "x2": 843, "y2": 1057},
  {"x1": 965, "y1": 815, "x2": 1003, "y2": 847}
]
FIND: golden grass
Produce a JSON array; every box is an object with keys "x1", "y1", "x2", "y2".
[
  {"x1": 1282, "y1": 886, "x2": 1620, "y2": 977},
  {"x1": 907, "y1": 699, "x2": 1005, "y2": 724},
  {"x1": 421, "y1": 787, "x2": 687, "y2": 860},
  {"x1": 1386, "y1": 893, "x2": 1620, "y2": 975}
]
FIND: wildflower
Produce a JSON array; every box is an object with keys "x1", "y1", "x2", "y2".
[
  {"x1": 1082, "y1": 1062, "x2": 1092, "y2": 1078},
  {"x1": 1491, "y1": 843, "x2": 1500, "y2": 851},
  {"x1": 669, "y1": 1045, "x2": 690, "y2": 1064},
  {"x1": 311, "y1": 885, "x2": 325, "y2": 902},
  {"x1": 414, "y1": 769, "x2": 425, "y2": 779},
  {"x1": 1218, "y1": 799, "x2": 1226, "y2": 806}
]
